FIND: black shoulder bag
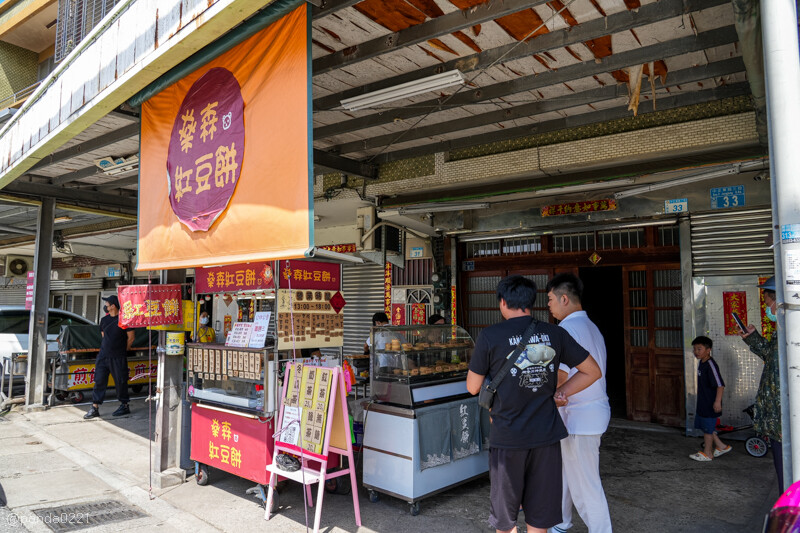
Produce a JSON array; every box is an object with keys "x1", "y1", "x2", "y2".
[{"x1": 477, "y1": 318, "x2": 539, "y2": 410}]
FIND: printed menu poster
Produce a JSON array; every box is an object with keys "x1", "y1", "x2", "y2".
[
  {"x1": 226, "y1": 322, "x2": 254, "y2": 347},
  {"x1": 248, "y1": 311, "x2": 272, "y2": 348}
]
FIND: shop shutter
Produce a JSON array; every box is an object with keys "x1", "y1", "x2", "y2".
[
  {"x1": 340, "y1": 263, "x2": 385, "y2": 356},
  {"x1": 0, "y1": 285, "x2": 26, "y2": 305},
  {"x1": 690, "y1": 207, "x2": 774, "y2": 276},
  {"x1": 49, "y1": 279, "x2": 104, "y2": 290}
]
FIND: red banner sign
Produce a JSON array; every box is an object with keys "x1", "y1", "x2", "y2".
[
  {"x1": 196, "y1": 261, "x2": 274, "y2": 293},
  {"x1": 25, "y1": 271, "x2": 34, "y2": 310},
  {"x1": 541, "y1": 198, "x2": 617, "y2": 217},
  {"x1": 391, "y1": 304, "x2": 405, "y2": 326},
  {"x1": 279, "y1": 260, "x2": 339, "y2": 290},
  {"x1": 318, "y1": 243, "x2": 357, "y2": 254},
  {"x1": 759, "y1": 276, "x2": 776, "y2": 337},
  {"x1": 190, "y1": 403, "x2": 273, "y2": 484},
  {"x1": 723, "y1": 291, "x2": 747, "y2": 336},
  {"x1": 411, "y1": 303, "x2": 427, "y2": 325},
  {"x1": 384, "y1": 262, "x2": 392, "y2": 315},
  {"x1": 118, "y1": 284, "x2": 183, "y2": 328}
]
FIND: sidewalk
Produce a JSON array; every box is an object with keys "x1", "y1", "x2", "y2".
[{"x1": 0, "y1": 398, "x2": 779, "y2": 532}]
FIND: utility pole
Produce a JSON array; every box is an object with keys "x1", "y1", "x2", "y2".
[{"x1": 761, "y1": 0, "x2": 800, "y2": 484}]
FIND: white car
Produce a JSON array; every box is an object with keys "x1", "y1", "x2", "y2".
[{"x1": 0, "y1": 306, "x2": 95, "y2": 375}]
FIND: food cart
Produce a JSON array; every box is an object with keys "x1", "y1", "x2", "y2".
[
  {"x1": 51, "y1": 325, "x2": 159, "y2": 404},
  {"x1": 187, "y1": 259, "x2": 349, "y2": 508},
  {"x1": 362, "y1": 324, "x2": 489, "y2": 515}
]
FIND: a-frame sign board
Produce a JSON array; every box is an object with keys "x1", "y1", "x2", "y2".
[{"x1": 265, "y1": 363, "x2": 361, "y2": 532}]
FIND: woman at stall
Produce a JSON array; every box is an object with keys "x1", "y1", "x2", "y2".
[{"x1": 197, "y1": 311, "x2": 216, "y2": 343}]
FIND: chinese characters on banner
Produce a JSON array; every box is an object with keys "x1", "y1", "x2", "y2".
[
  {"x1": 196, "y1": 261, "x2": 274, "y2": 293},
  {"x1": 117, "y1": 284, "x2": 183, "y2": 328},
  {"x1": 541, "y1": 199, "x2": 617, "y2": 217},
  {"x1": 167, "y1": 68, "x2": 245, "y2": 232},
  {"x1": 759, "y1": 276, "x2": 776, "y2": 337},
  {"x1": 318, "y1": 243, "x2": 357, "y2": 254},
  {"x1": 67, "y1": 361, "x2": 157, "y2": 389},
  {"x1": 137, "y1": 6, "x2": 311, "y2": 270},
  {"x1": 391, "y1": 304, "x2": 405, "y2": 326},
  {"x1": 24, "y1": 271, "x2": 34, "y2": 310},
  {"x1": 411, "y1": 303, "x2": 427, "y2": 325},
  {"x1": 279, "y1": 260, "x2": 339, "y2": 290},
  {"x1": 190, "y1": 404, "x2": 273, "y2": 484},
  {"x1": 384, "y1": 262, "x2": 392, "y2": 315},
  {"x1": 722, "y1": 291, "x2": 747, "y2": 335}
]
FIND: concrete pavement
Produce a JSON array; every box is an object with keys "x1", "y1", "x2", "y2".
[{"x1": 0, "y1": 399, "x2": 779, "y2": 532}]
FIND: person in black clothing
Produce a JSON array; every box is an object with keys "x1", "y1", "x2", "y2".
[
  {"x1": 466, "y1": 275, "x2": 601, "y2": 533},
  {"x1": 84, "y1": 295, "x2": 135, "y2": 419}
]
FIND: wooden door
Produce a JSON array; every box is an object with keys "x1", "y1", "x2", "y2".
[{"x1": 623, "y1": 265, "x2": 684, "y2": 426}]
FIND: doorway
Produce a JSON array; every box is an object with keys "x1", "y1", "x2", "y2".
[{"x1": 579, "y1": 266, "x2": 627, "y2": 419}]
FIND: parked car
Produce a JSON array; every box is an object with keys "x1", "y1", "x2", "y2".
[{"x1": 0, "y1": 305, "x2": 95, "y2": 376}]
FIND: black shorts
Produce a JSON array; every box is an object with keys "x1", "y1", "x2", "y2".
[{"x1": 489, "y1": 443, "x2": 562, "y2": 530}]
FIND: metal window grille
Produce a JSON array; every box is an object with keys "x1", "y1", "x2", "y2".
[
  {"x1": 55, "y1": 0, "x2": 122, "y2": 62},
  {"x1": 553, "y1": 232, "x2": 595, "y2": 253},
  {"x1": 502, "y1": 237, "x2": 541, "y2": 255},
  {"x1": 657, "y1": 225, "x2": 680, "y2": 246},
  {"x1": 597, "y1": 228, "x2": 644, "y2": 250},
  {"x1": 465, "y1": 240, "x2": 501, "y2": 258}
]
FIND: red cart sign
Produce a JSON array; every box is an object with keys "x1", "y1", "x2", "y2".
[
  {"x1": 196, "y1": 261, "x2": 274, "y2": 293},
  {"x1": 190, "y1": 403, "x2": 273, "y2": 484},
  {"x1": 118, "y1": 284, "x2": 183, "y2": 328}
]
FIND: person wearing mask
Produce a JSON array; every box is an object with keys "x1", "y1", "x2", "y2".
[
  {"x1": 197, "y1": 311, "x2": 216, "y2": 343},
  {"x1": 740, "y1": 276, "x2": 784, "y2": 492},
  {"x1": 84, "y1": 295, "x2": 135, "y2": 419}
]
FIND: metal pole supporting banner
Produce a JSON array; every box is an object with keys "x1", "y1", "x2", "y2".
[
  {"x1": 25, "y1": 197, "x2": 55, "y2": 408},
  {"x1": 761, "y1": 0, "x2": 800, "y2": 484}
]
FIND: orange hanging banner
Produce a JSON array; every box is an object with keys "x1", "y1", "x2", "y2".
[{"x1": 137, "y1": 6, "x2": 312, "y2": 270}]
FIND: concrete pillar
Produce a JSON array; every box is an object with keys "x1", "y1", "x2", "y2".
[
  {"x1": 151, "y1": 269, "x2": 187, "y2": 488},
  {"x1": 24, "y1": 197, "x2": 54, "y2": 409}
]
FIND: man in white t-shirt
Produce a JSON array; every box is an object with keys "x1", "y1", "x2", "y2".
[{"x1": 546, "y1": 273, "x2": 612, "y2": 533}]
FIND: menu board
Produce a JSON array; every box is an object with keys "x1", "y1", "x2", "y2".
[
  {"x1": 187, "y1": 345, "x2": 264, "y2": 381},
  {"x1": 226, "y1": 322, "x2": 254, "y2": 348},
  {"x1": 282, "y1": 362, "x2": 332, "y2": 454},
  {"x1": 248, "y1": 311, "x2": 272, "y2": 348},
  {"x1": 276, "y1": 290, "x2": 344, "y2": 350}
]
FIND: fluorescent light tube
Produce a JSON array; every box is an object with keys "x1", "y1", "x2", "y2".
[
  {"x1": 534, "y1": 178, "x2": 635, "y2": 196},
  {"x1": 381, "y1": 202, "x2": 490, "y2": 216},
  {"x1": 341, "y1": 70, "x2": 465, "y2": 111},
  {"x1": 613, "y1": 159, "x2": 768, "y2": 199}
]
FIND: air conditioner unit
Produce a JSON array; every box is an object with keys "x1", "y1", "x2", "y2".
[{"x1": 4, "y1": 255, "x2": 33, "y2": 278}]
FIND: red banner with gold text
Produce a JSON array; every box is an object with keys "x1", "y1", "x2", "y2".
[
  {"x1": 723, "y1": 291, "x2": 747, "y2": 336},
  {"x1": 118, "y1": 284, "x2": 183, "y2": 328}
]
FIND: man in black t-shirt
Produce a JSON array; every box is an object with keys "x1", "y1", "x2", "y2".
[
  {"x1": 466, "y1": 275, "x2": 601, "y2": 533},
  {"x1": 84, "y1": 295, "x2": 135, "y2": 419}
]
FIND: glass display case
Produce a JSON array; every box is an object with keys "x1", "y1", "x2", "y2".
[
  {"x1": 186, "y1": 343, "x2": 278, "y2": 416},
  {"x1": 369, "y1": 325, "x2": 474, "y2": 407}
]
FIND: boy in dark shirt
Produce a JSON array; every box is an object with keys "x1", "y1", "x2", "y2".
[{"x1": 689, "y1": 336, "x2": 731, "y2": 461}]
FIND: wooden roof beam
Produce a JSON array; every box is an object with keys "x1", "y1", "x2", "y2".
[
  {"x1": 313, "y1": 0, "x2": 729, "y2": 110},
  {"x1": 314, "y1": 24, "x2": 740, "y2": 139}
]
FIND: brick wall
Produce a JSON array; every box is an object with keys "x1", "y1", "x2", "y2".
[{"x1": 0, "y1": 42, "x2": 38, "y2": 101}]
